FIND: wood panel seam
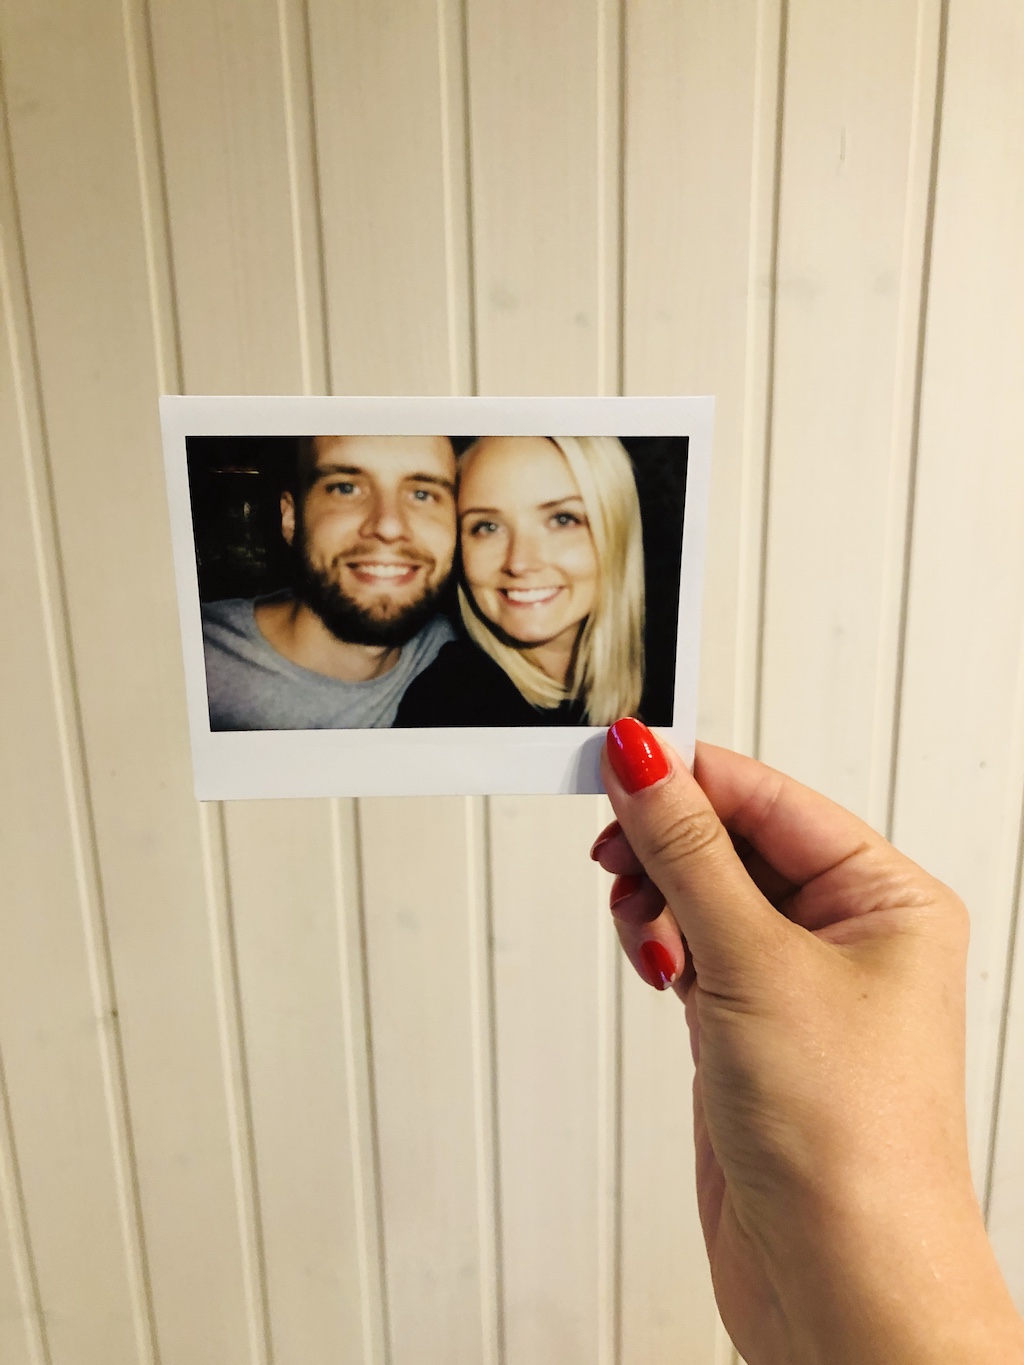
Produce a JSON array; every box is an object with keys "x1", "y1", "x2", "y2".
[
  {"x1": 750, "y1": 0, "x2": 788, "y2": 765},
  {"x1": 120, "y1": 0, "x2": 184, "y2": 395},
  {"x1": 199, "y1": 805, "x2": 275, "y2": 1365},
  {"x1": 333, "y1": 800, "x2": 391, "y2": 1365},
  {"x1": 468, "y1": 798, "x2": 505, "y2": 1364},
  {"x1": 276, "y1": 0, "x2": 331, "y2": 395},
  {"x1": 597, "y1": 0, "x2": 625, "y2": 398},
  {"x1": 0, "y1": 1046, "x2": 49, "y2": 1365},
  {"x1": 880, "y1": 0, "x2": 948, "y2": 839},
  {"x1": 595, "y1": 805, "x2": 623, "y2": 1365},
  {"x1": 985, "y1": 779, "x2": 1024, "y2": 1221},
  {"x1": 437, "y1": 0, "x2": 477, "y2": 396}
]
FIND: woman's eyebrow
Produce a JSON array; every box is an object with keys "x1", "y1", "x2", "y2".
[
  {"x1": 459, "y1": 494, "x2": 585, "y2": 517},
  {"x1": 538, "y1": 494, "x2": 585, "y2": 510}
]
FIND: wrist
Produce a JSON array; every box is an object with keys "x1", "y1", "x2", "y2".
[{"x1": 768, "y1": 1179, "x2": 1024, "y2": 1365}]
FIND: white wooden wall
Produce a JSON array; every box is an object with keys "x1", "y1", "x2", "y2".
[{"x1": 1, "y1": 2, "x2": 1022, "y2": 1362}]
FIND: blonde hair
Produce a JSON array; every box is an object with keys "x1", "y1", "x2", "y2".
[{"x1": 457, "y1": 436, "x2": 645, "y2": 724}]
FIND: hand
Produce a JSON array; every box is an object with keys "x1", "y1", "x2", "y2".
[{"x1": 591, "y1": 720, "x2": 1024, "y2": 1365}]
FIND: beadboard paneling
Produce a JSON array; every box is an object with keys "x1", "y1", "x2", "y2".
[{"x1": 1, "y1": 1, "x2": 1023, "y2": 1358}]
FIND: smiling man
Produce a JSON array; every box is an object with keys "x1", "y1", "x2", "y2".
[{"x1": 202, "y1": 434, "x2": 457, "y2": 729}]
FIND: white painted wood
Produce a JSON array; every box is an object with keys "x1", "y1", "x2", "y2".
[
  {"x1": 0, "y1": 2, "x2": 260, "y2": 1360},
  {"x1": 147, "y1": 0, "x2": 311, "y2": 394},
  {"x1": 304, "y1": 8, "x2": 495, "y2": 1362},
  {"x1": 150, "y1": 0, "x2": 396, "y2": 1357},
  {"x1": 222, "y1": 800, "x2": 386, "y2": 1365},
  {"x1": 358, "y1": 798, "x2": 499, "y2": 1363},
  {"x1": 0, "y1": 1074, "x2": 40, "y2": 1365},
  {"x1": 466, "y1": 8, "x2": 627, "y2": 1360},
  {"x1": 759, "y1": 0, "x2": 942, "y2": 825},
  {"x1": 619, "y1": 968, "x2": 723, "y2": 1365},
  {"x1": 488, "y1": 798, "x2": 611, "y2": 1365},
  {"x1": 891, "y1": 0, "x2": 1024, "y2": 1206},
  {"x1": 307, "y1": 0, "x2": 473, "y2": 395},
  {"x1": 466, "y1": 0, "x2": 620, "y2": 396},
  {"x1": 624, "y1": 0, "x2": 781, "y2": 758},
  {"x1": 198, "y1": 807, "x2": 273, "y2": 1365},
  {"x1": 0, "y1": 0, "x2": 1023, "y2": 1357},
  {"x1": 620, "y1": 3, "x2": 784, "y2": 1360},
  {"x1": 0, "y1": 29, "x2": 156, "y2": 1365}
]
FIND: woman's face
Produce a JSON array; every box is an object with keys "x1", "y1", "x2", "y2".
[{"x1": 458, "y1": 436, "x2": 598, "y2": 650}]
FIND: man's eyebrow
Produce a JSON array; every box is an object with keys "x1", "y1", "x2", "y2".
[
  {"x1": 313, "y1": 463, "x2": 362, "y2": 479},
  {"x1": 313, "y1": 463, "x2": 455, "y2": 493},
  {"x1": 407, "y1": 473, "x2": 456, "y2": 492}
]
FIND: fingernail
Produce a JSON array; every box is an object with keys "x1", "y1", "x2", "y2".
[
  {"x1": 589, "y1": 823, "x2": 620, "y2": 861},
  {"x1": 609, "y1": 873, "x2": 643, "y2": 908},
  {"x1": 638, "y1": 940, "x2": 676, "y2": 991},
  {"x1": 607, "y1": 718, "x2": 670, "y2": 794}
]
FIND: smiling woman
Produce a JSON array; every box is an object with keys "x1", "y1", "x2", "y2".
[
  {"x1": 394, "y1": 435, "x2": 646, "y2": 727},
  {"x1": 459, "y1": 436, "x2": 600, "y2": 681}
]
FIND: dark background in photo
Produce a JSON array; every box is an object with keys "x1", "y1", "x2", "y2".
[{"x1": 186, "y1": 435, "x2": 688, "y2": 724}]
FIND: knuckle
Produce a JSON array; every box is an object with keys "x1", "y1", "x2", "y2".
[
  {"x1": 943, "y1": 889, "x2": 971, "y2": 946},
  {"x1": 643, "y1": 802, "x2": 722, "y2": 871}
]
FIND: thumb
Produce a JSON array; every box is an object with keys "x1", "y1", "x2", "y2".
[{"x1": 602, "y1": 719, "x2": 789, "y2": 994}]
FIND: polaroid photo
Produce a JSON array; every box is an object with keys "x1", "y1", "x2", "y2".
[{"x1": 160, "y1": 395, "x2": 714, "y2": 798}]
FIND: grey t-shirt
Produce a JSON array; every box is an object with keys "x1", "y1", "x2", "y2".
[{"x1": 202, "y1": 596, "x2": 454, "y2": 731}]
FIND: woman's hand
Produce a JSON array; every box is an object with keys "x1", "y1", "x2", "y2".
[{"x1": 592, "y1": 720, "x2": 1024, "y2": 1365}]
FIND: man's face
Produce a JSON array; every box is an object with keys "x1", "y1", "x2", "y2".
[{"x1": 283, "y1": 435, "x2": 457, "y2": 646}]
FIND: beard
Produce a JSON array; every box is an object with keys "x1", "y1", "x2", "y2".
[{"x1": 292, "y1": 532, "x2": 448, "y2": 648}]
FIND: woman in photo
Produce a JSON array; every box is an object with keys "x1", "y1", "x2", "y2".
[{"x1": 394, "y1": 434, "x2": 645, "y2": 726}]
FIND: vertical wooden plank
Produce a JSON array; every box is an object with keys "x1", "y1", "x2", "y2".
[
  {"x1": 198, "y1": 807, "x2": 273, "y2": 1365},
  {"x1": 151, "y1": 1, "x2": 400, "y2": 1360},
  {"x1": 0, "y1": 29, "x2": 159, "y2": 1365},
  {"x1": 489, "y1": 800, "x2": 610, "y2": 1365},
  {"x1": 891, "y1": 0, "x2": 1024, "y2": 1198},
  {"x1": 301, "y1": 153, "x2": 475, "y2": 1365},
  {"x1": 465, "y1": 3, "x2": 624, "y2": 1361},
  {"x1": 354, "y1": 800, "x2": 495, "y2": 1362},
  {"x1": 759, "y1": 0, "x2": 942, "y2": 825},
  {"x1": 0, "y1": 2, "x2": 262, "y2": 1360},
  {"x1": 620, "y1": 5, "x2": 784, "y2": 1362},
  {"x1": 308, "y1": 0, "x2": 473, "y2": 395},
  {"x1": 467, "y1": 0, "x2": 614, "y2": 397},
  {"x1": 0, "y1": 1060, "x2": 44, "y2": 1365},
  {"x1": 0, "y1": 290, "x2": 148, "y2": 1358},
  {"x1": 221, "y1": 801, "x2": 386, "y2": 1365},
  {"x1": 624, "y1": 0, "x2": 781, "y2": 757},
  {"x1": 277, "y1": 0, "x2": 330, "y2": 396},
  {"x1": 147, "y1": 0, "x2": 313, "y2": 393},
  {"x1": 304, "y1": 5, "x2": 500, "y2": 1363}
]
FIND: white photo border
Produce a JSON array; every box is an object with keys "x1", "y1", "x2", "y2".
[{"x1": 160, "y1": 395, "x2": 714, "y2": 799}]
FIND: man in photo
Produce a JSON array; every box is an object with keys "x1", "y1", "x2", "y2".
[{"x1": 202, "y1": 435, "x2": 457, "y2": 729}]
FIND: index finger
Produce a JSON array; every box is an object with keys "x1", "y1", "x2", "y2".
[{"x1": 601, "y1": 724, "x2": 788, "y2": 989}]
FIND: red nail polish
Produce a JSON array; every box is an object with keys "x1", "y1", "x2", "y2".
[
  {"x1": 607, "y1": 718, "x2": 670, "y2": 794},
  {"x1": 609, "y1": 873, "x2": 643, "y2": 908},
  {"x1": 638, "y1": 940, "x2": 676, "y2": 991}
]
